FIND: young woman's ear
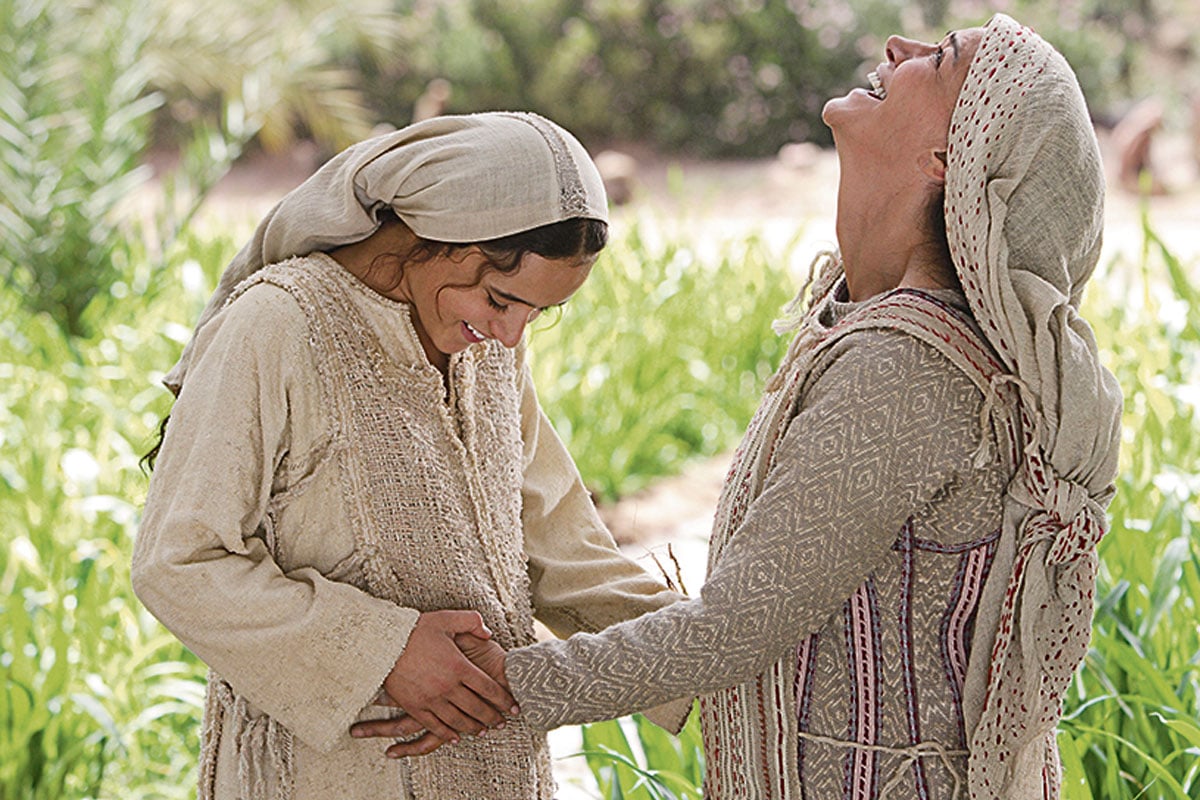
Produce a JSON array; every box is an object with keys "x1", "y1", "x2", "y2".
[{"x1": 920, "y1": 149, "x2": 948, "y2": 183}]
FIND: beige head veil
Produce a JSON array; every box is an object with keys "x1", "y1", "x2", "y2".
[
  {"x1": 164, "y1": 111, "x2": 608, "y2": 394},
  {"x1": 946, "y1": 15, "x2": 1123, "y2": 797}
]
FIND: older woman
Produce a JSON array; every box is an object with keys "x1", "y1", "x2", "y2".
[{"x1": 358, "y1": 14, "x2": 1123, "y2": 800}]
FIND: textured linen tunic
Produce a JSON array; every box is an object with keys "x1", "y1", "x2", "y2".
[
  {"x1": 133, "y1": 254, "x2": 683, "y2": 800},
  {"x1": 507, "y1": 281, "x2": 1011, "y2": 798}
]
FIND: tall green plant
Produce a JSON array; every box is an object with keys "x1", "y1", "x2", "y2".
[
  {"x1": 0, "y1": 229, "x2": 233, "y2": 800},
  {"x1": 0, "y1": 0, "x2": 160, "y2": 337},
  {"x1": 526, "y1": 218, "x2": 798, "y2": 500},
  {"x1": 1057, "y1": 214, "x2": 1200, "y2": 798},
  {"x1": 0, "y1": 0, "x2": 272, "y2": 340},
  {"x1": 576, "y1": 710, "x2": 704, "y2": 800}
]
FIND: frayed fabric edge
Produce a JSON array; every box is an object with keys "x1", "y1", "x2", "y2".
[{"x1": 198, "y1": 674, "x2": 296, "y2": 800}]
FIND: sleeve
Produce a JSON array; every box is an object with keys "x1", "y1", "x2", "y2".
[
  {"x1": 515, "y1": 350, "x2": 692, "y2": 730},
  {"x1": 505, "y1": 329, "x2": 986, "y2": 730},
  {"x1": 131, "y1": 284, "x2": 419, "y2": 753}
]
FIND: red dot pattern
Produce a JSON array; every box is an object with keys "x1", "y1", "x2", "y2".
[{"x1": 942, "y1": 14, "x2": 1109, "y2": 800}]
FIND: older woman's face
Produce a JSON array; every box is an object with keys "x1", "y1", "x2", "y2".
[{"x1": 823, "y1": 27, "x2": 984, "y2": 170}]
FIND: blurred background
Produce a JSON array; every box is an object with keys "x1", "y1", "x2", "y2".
[
  {"x1": 2, "y1": 2, "x2": 1198, "y2": 799},
  {"x1": 5, "y1": 0, "x2": 1200, "y2": 336}
]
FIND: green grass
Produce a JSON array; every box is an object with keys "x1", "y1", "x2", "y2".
[
  {"x1": 1, "y1": 213, "x2": 1197, "y2": 799},
  {"x1": 1054, "y1": 212, "x2": 1200, "y2": 799},
  {"x1": 526, "y1": 218, "x2": 797, "y2": 500},
  {"x1": 0, "y1": 232, "x2": 208, "y2": 799}
]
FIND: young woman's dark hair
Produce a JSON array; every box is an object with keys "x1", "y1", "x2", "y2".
[
  {"x1": 478, "y1": 216, "x2": 608, "y2": 272},
  {"x1": 140, "y1": 214, "x2": 608, "y2": 473}
]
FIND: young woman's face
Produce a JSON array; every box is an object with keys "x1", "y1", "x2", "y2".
[
  {"x1": 404, "y1": 248, "x2": 593, "y2": 364},
  {"x1": 822, "y1": 27, "x2": 984, "y2": 169}
]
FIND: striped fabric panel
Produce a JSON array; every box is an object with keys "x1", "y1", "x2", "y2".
[
  {"x1": 842, "y1": 580, "x2": 882, "y2": 800},
  {"x1": 897, "y1": 520, "x2": 931, "y2": 800},
  {"x1": 794, "y1": 634, "x2": 819, "y2": 789},
  {"x1": 940, "y1": 534, "x2": 999, "y2": 744}
]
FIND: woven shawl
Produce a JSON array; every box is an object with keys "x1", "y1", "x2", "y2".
[
  {"x1": 165, "y1": 111, "x2": 608, "y2": 395},
  {"x1": 945, "y1": 15, "x2": 1123, "y2": 798},
  {"x1": 202, "y1": 258, "x2": 554, "y2": 799}
]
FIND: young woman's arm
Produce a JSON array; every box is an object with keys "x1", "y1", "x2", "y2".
[{"x1": 133, "y1": 284, "x2": 510, "y2": 752}]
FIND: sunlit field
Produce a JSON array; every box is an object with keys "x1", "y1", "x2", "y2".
[{"x1": 1, "y1": 212, "x2": 1196, "y2": 798}]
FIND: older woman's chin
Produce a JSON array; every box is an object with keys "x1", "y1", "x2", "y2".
[{"x1": 821, "y1": 91, "x2": 883, "y2": 139}]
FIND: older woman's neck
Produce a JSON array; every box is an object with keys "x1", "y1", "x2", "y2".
[{"x1": 836, "y1": 181, "x2": 950, "y2": 302}]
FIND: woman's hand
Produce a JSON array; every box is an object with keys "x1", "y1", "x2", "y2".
[
  {"x1": 351, "y1": 628, "x2": 511, "y2": 758},
  {"x1": 369, "y1": 611, "x2": 516, "y2": 747}
]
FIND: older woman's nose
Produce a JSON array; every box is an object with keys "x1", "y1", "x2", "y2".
[{"x1": 886, "y1": 35, "x2": 931, "y2": 65}]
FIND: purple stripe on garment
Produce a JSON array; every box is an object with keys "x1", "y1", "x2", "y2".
[
  {"x1": 795, "y1": 634, "x2": 819, "y2": 789},
  {"x1": 897, "y1": 520, "x2": 931, "y2": 799},
  {"x1": 940, "y1": 533, "x2": 999, "y2": 747},
  {"x1": 906, "y1": 528, "x2": 1001, "y2": 554},
  {"x1": 842, "y1": 579, "x2": 882, "y2": 800}
]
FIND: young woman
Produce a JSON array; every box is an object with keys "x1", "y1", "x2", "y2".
[
  {"x1": 132, "y1": 112, "x2": 686, "y2": 800},
  {"x1": 362, "y1": 16, "x2": 1123, "y2": 800}
]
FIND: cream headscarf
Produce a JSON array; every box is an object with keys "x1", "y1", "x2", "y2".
[
  {"x1": 164, "y1": 111, "x2": 608, "y2": 394},
  {"x1": 946, "y1": 15, "x2": 1123, "y2": 798}
]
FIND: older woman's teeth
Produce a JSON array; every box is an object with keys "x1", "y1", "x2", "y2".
[{"x1": 868, "y1": 71, "x2": 887, "y2": 100}]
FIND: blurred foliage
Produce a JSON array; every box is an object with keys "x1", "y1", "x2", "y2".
[
  {"x1": 0, "y1": 0, "x2": 158, "y2": 338},
  {"x1": 527, "y1": 218, "x2": 797, "y2": 500},
  {"x1": 5, "y1": 0, "x2": 1198, "y2": 336},
  {"x1": 140, "y1": 0, "x2": 401, "y2": 154},
  {"x1": 359, "y1": 0, "x2": 1198, "y2": 156},
  {"x1": 360, "y1": 0, "x2": 904, "y2": 154},
  {"x1": 0, "y1": 0, "x2": 391, "y2": 338},
  {"x1": 942, "y1": 0, "x2": 1200, "y2": 125}
]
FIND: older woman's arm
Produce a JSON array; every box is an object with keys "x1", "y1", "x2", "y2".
[
  {"x1": 514, "y1": 349, "x2": 694, "y2": 731},
  {"x1": 504, "y1": 326, "x2": 988, "y2": 730}
]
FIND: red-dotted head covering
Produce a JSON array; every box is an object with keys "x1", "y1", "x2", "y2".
[{"x1": 945, "y1": 14, "x2": 1123, "y2": 798}]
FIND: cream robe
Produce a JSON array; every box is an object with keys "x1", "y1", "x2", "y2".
[{"x1": 133, "y1": 254, "x2": 685, "y2": 799}]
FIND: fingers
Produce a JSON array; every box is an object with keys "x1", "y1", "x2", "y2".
[
  {"x1": 387, "y1": 732, "x2": 446, "y2": 758},
  {"x1": 444, "y1": 680, "x2": 509, "y2": 730},
  {"x1": 351, "y1": 714, "x2": 428, "y2": 740},
  {"x1": 350, "y1": 716, "x2": 449, "y2": 759},
  {"x1": 431, "y1": 609, "x2": 492, "y2": 640},
  {"x1": 378, "y1": 610, "x2": 515, "y2": 747},
  {"x1": 403, "y1": 706, "x2": 463, "y2": 744},
  {"x1": 461, "y1": 664, "x2": 516, "y2": 717},
  {"x1": 350, "y1": 714, "x2": 486, "y2": 760}
]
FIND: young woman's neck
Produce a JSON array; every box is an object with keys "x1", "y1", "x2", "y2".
[
  {"x1": 328, "y1": 221, "x2": 414, "y2": 303},
  {"x1": 326, "y1": 222, "x2": 451, "y2": 378}
]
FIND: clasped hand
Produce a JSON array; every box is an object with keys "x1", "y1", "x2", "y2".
[{"x1": 350, "y1": 610, "x2": 510, "y2": 758}]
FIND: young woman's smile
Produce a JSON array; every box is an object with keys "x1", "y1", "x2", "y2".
[{"x1": 401, "y1": 248, "x2": 593, "y2": 367}]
